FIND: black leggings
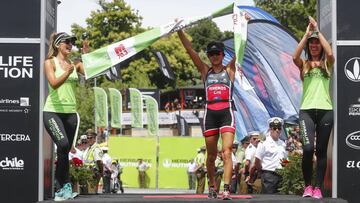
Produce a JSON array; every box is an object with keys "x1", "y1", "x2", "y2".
[
  {"x1": 299, "y1": 109, "x2": 333, "y2": 187},
  {"x1": 43, "y1": 111, "x2": 79, "y2": 187}
]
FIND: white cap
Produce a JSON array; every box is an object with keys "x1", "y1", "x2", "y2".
[
  {"x1": 267, "y1": 117, "x2": 283, "y2": 125},
  {"x1": 248, "y1": 131, "x2": 260, "y2": 136}
]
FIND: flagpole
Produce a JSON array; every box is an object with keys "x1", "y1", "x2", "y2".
[
  {"x1": 94, "y1": 77, "x2": 97, "y2": 134},
  {"x1": 155, "y1": 133, "x2": 159, "y2": 192}
]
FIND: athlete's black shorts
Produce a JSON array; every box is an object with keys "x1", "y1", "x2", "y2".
[{"x1": 203, "y1": 107, "x2": 235, "y2": 137}]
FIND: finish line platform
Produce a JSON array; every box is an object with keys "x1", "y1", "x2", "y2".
[{"x1": 39, "y1": 193, "x2": 348, "y2": 203}]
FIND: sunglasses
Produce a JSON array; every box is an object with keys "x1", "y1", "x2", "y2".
[
  {"x1": 271, "y1": 127, "x2": 282, "y2": 131},
  {"x1": 61, "y1": 39, "x2": 75, "y2": 45},
  {"x1": 252, "y1": 137, "x2": 260, "y2": 141},
  {"x1": 207, "y1": 52, "x2": 221, "y2": 57},
  {"x1": 87, "y1": 136, "x2": 95, "y2": 139}
]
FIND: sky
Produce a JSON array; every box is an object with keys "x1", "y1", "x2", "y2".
[{"x1": 57, "y1": 0, "x2": 254, "y2": 34}]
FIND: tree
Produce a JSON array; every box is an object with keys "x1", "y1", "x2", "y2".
[
  {"x1": 75, "y1": 83, "x2": 95, "y2": 134},
  {"x1": 254, "y1": 0, "x2": 317, "y2": 39},
  {"x1": 186, "y1": 19, "x2": 224, "y2": 52},
  {"x1": 71, "y1": 0, "x2": 143, "y2": 50}
]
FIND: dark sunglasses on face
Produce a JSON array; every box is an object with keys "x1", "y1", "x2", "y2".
[
  {"x1": 271, "y1": 127, "x2": 282, "y2": 131},
  {"x1": 61, "y1": 39, "x2": 75, "y2": 45},
  {"x1": 208, "y1": 52, "x2": 221, "y2": 57},
  {"x1": 87, "y1": 136, "x2": 95, "y2": 139}
]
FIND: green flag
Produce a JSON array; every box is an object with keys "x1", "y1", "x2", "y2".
[
  {"x1": 129, "y1": 88, "x2": 143, "y2": 128},
  {"x1": 144, "y1": 96, "x2": 159, "y2": 136},
  {"x1": 93, "y1": 87, "x2": 108, "y2": 128},
  {"x1": 109, "y1": 88, "x2": 122, "y2": 129},
  {"x1": 81, "y1": 3, "x2": 234, "y2": 79}
]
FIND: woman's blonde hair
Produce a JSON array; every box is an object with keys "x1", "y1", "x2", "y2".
[{"x1": 47, "y1": 32, "x2": 58, "y2": 59}]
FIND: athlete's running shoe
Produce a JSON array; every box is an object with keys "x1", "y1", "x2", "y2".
[
  {"x1": 222, "y1": 189, "x2": 231, "y2": 200},
  {"x1": 207, "y1": 186, "x2": 217, "y2": 199}
]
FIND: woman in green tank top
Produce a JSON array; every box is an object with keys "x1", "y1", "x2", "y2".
[
  {"x1": 293, "y1": 17, "x2": 335, "y2": 199},
  {"x1": 43, "y1": 32, "x2": 88, "y2": 201}
]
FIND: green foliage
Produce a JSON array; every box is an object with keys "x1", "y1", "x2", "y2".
[
  {"x1": 186, "y1": 19, "x2": 224, "y2": 52},
  {"x1": 75, "y1": 82, "x2": 95, "y2": 134},
  {"x1": 69, "y1": 164, "x2": 94, "y2": 186},
  {"x1": 276, "y1": 153, "x2": 304, "y2": 195},
  {"x1": 254, "y1": 0, "x2": 317, "y2": 39},
  {"x1": 71, "y1": 0, "x2": 143, "y2": 50}
]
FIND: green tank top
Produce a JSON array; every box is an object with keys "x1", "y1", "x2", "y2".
[
  {"x1": 300, "y1": 66, "x2": 332, "y2": 110},
  {"x1": 43, "y1": 57, "x2": 78, "y2": 113}
]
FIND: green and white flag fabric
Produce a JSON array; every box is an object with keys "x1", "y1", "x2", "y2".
[
  {"x1": 82, "y1": 3, "x2": 234, "y2": 79},
  {"x1": 233, "y1": 4, "x2": 252, "y2": 90},
  {"x1": 144, "y1": 95, "x2": 159, "y2": 136},
  {"x1": 93, "y1": 87, "x2": 108, "y2": 128},
  {"x1": 108, "y1": 88, "x2": 122, "y2": 129},
  {"x1": 129, "y1": 88, "x2": 143, "y2": 128}
]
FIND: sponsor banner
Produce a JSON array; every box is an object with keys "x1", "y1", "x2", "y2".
[
  {"x1": 129, "y1": 88, "x2": 143, "y2": 128},
  {"x1": 93, "y1": 87, "x2": 108, "y2": 128},
  {"x1": 144, "y1": 96, "x2": 159, "y2": 136},
  {"x1": 0, "y1": 133, "x2": 31, "y2": 142},
  {"x1": 109, "y1": 137, "x2": 156, "y2": 188},
  {"x1": 0, "y1": 156, "x2": 24, "y2": 171},
  {"x1": 108, "y1": 136, "x2": 204, "y2": 189},
  {"x1": 108, "y1": 88, "x2": 122, "y2": 128},
  {"x1": 337, "y1": 46, "x2": 360, "y2": 202},
  {"x1": 0, "y1": 43, "x2": 40, "y2": 202},
  {"x1": 158, "y1": 137, "x2": 204, "y2": 189}
]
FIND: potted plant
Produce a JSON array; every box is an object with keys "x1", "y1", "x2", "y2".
[{"x1": 69, "y1": 157, "x2": 94, "y2": 194}]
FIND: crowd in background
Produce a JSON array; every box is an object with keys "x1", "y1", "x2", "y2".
[
  {"x1": 187, "y1": 118, "x2": 303, "y2": 195},
  {"x1": 67, "y1": 129, "x2": 124, "y2": 194}
]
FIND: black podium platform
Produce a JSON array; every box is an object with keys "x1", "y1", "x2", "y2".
[{"x1": 39, "y1": 193, "x2": 348, "y2": 203}]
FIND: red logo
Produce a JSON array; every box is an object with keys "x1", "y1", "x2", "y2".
[{"x1": 114, "y1": 44, "x2": 128, "y2": 58}]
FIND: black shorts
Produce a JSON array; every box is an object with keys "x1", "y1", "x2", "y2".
[{"x1": 203, "y1": 107, "x2": 235, "y2": 137}]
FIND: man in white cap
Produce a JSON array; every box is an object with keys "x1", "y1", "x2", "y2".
[
  {"x1": 102, "y1": 147, "x2": 112, "y2": 193},
  {"x1": 243, "y1": 131, "x2": 261, "y2": 193},
  {"x1": 248, "y1": 117, "x2": 288, "y2": 194}
]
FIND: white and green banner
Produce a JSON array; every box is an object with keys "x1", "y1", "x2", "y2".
[
  {"x1": 82, "y1": 3, "x2": 234, "y2": 79},
  {"x1": 129, "y1": 88, "x2": 143, "y2": 128},
  {"x1": 144, "y1": 96, "x2": 159, "y2": 136},
  {"x1": 93, "y1": 87, "x2": 108, "y2": 128},
  {"x1": 108, "y1": 88, "x2": 122, "y2": 129},
  {"x1": 233, "y1": 4, "x2": 248, "y2": 67},
  {"x1": 233, "y1": 4, "x2": 250, "y2": 88}
]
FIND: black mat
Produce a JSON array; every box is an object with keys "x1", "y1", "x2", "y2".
[{"x1": 39, "y1": 193, "x2": 348, "y2": 203}]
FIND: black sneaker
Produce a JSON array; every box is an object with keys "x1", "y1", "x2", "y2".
[{"x1": 208, "y1": 186, "x2": 217, "y2": 199}]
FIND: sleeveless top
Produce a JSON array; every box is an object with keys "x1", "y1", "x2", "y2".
[
  {"x1": 301, "y1": 63, "x2": 333, "y2": 110},
  {"x1": 43, "y1": 57, "x2": 78, "y2": 113},
  {"x1": 204, "y1": 68, "x2": 233, "y2": 110}
]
